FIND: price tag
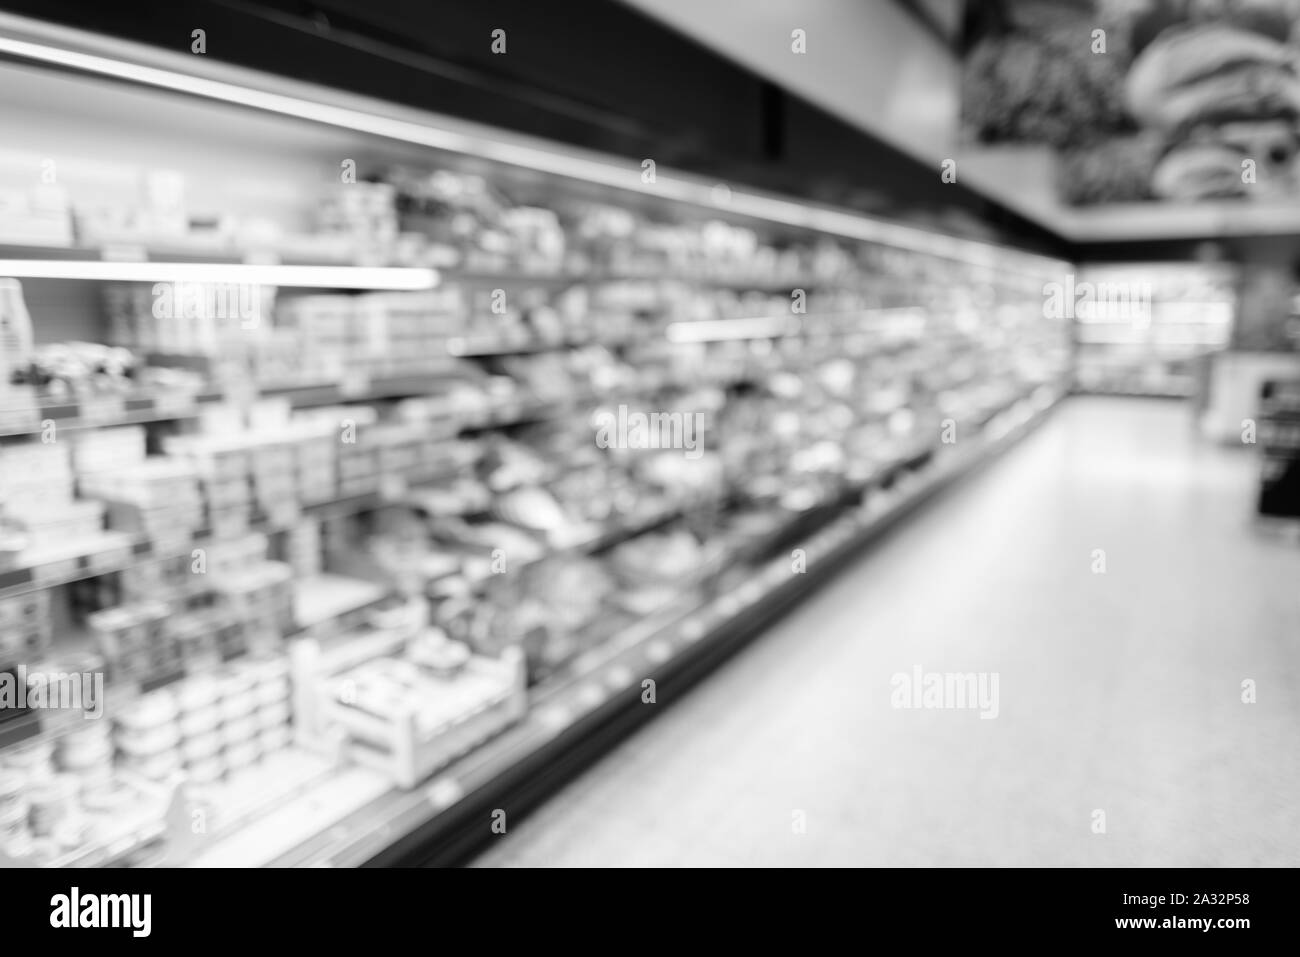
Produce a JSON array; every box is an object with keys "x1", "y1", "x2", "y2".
[
  {"x1": 152, "y1": 390, "x2": 197, "y2": 419},
  {"x1": 34, "y1": 559, "x2": 77, "y2": 586},
  {"x1": 536, "y1": 704, "x2": 572, "y2": 730},
  {"x1": 0, "y1": 404, "x2": 40, "y2": 435},
  {"x1": 426, "y1": 777, "x2": 464, "y2": 810},
  {"x1": 81, "y1": 393, "x2": 127, "y2": 425},
  {"x1": 88, "y1": 546, "x2": 129, "y2": 576},
  {"x1": 681, "y1": 618, "x2": 707, "y2": 643},
  {"x1": 575, "y1": 683, "x2": 606, "y2": 710},
  {"x1": 715, "y1": 593, "x2": 742, "y2": 617}
]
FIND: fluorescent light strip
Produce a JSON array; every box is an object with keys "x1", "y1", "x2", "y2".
[
  {"x1": 666, "y1": 316, "x2": 803, "y2": 342},
  {"x1": 0, "y1": 32, "x2": 1067, "y2": 277},
  {"x1": 0, "y1": 260, "x2": 438, "y2": 289}
]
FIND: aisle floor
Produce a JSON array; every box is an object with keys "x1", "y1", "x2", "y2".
[{"x1": 473, "y1": 397, "x2": 1300, "y2": 867}]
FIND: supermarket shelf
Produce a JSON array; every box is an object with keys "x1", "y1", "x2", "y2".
[
  {"x1": 0, "y1": 374, "x2": 451, "y2": 438},
  {"x1": 6, "y1": 387, "x2": 934, "y2": 604},
  {"x1": 0, "y1": 529, "x2": 137, "y2": 597},
  {"x1": 0, "y1": 319, "x2": 944, "y2": 440},
  {"x1": 1, "y1": 377, "x2": 540, "y2": 439},
  {"x1": 0, "y1": 465, "x2": 470, "y2": 604},
  {"x1": 1, "y1": 777, "x2": 181, "y2": 869},
  {"x1": 265, "y1": 387, "x2": 1060, "y2": 867},
  {"x1": 0, "y1": 239, "x2": 361, "y2": 265},
  {"x1": 0, "y1": 388, "x2": 223, "y2": 439},
  {"x1": 293, "y1": 575, "x2": 390, "y2": 632},
  {"x1": 260, "y1": 374, "x2": 456, "y2": 409},
  {"x1": 0, "y1": 243, "x2": 840, "y2": 294},
  {"x1": 0, "y1": 386, "x2": 701, "y2": 602},
  {"x1": 441, "y1": 266, "x2": 851, "y2": 293}
]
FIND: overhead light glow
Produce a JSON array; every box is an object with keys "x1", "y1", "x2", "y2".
[{"x1": 0, "y1": 259, "x2": 439, "y2": 289}]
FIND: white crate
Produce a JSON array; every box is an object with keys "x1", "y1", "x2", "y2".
[{"x1": 289, "y1": 604, "x2": 526, "y2": 789}]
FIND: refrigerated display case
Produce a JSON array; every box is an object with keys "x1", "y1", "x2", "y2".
[
  {"x1": 0, "y1": 12, "x2": 1072, "y2": 867},
  {"x1": 1071, "y1": 262, "x2": 1238, "y2": 398}
]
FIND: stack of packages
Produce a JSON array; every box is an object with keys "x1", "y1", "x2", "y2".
[
  {"x1": 272, "y1": 295, "x2": 353, "y2": 385},
  {"x1": 500, "y1": 206, "x2": 567, "y2": 274},
  {"x1": 368, "y1": 422, "x2": 425, "y2": 493},
  {"x1": 287, "y1": 421, "x2": 338, "y2": 506},
  {"x1": 0, "y1": 182, "x2": 73, "y2": 246},
  {"x1": 72, "y1": 426, "x2": 148, "y2": 482},
  {"x1": 26, "y1": 764, "x2": 86, "y2": 857},
  {"x1": 166, "y1": 534, "x2": 276, "y2": 668},
  {"x1": 0, "y1": 732, "x2": 169, "y2": 865},
  {"x1": 103, "y1": 283, "x2": 276, "y2": 383},
  {"x1": 162, "y1": 433, "x2": 253, "y2": 539},
  {"x1": 113, "y1": 653, "x2": 293, "y2": 792},
  {"x1": 75, "y1": 426, "x2": 202, "y2": 553},
  {"x1": 166, "y1": 416, "x2": 341, "y2": 532},
  {"x1": 85, "y1": 600, "x2": 177, "y2": 683},
  {"x1": 0, "y1": 441, "x2": 106, "y2": 554},
  {"x1": 117, "y1": 552, "x2": 192, "y2": 604},
  {"x1": 87, "y1": 530, "x2": 293, "y2": 684},
  {"x1": 0, "y1": 591, "x2": 52, "y2": 667},
  {"x1": 283, "y1": 518, "x2": 322, "y2": 579},
  {"x1": 80, "y1": 457, "x2": 204, "y2": 555},
  {"x1": 113, "y1": 689, "x2": 183, "y2": 782},
  {"x1": 56, "y1": 724, "x2": 116, "y2": 806},
  {"x1": 202, "y1": 533, "x2": 294, "y2": 656},
  {"x1": 317, "y1": 180, "x2": 399, "y2": 262},
  {"x1": 275, "y1": 290, "x2": 466, "y2": 385},
  {"x1": 245, "y1": 434, "x2": 299, "y2": 529},
  {"x1": 355, "y1": 290, "x2": 466, "y2": 378},
  {"x1": 307, "y1": 405, "x2": 379, "y2": 498}
]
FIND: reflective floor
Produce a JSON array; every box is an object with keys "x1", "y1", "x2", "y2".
[{"x1": 473, "y1": 397, "x2": 1300, "y2": 867}]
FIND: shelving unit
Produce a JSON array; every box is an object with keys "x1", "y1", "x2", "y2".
[
  {"x1": 0, "y1": 10, "x2": 1073, "y2": 869},
  {"x1": 275, "y1": 387, "x2": 1059, "y2": 868}
]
